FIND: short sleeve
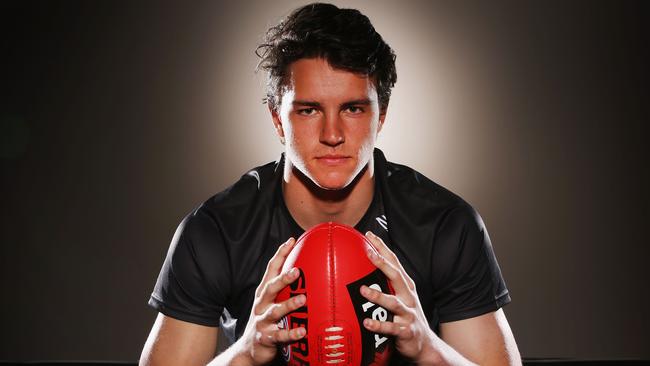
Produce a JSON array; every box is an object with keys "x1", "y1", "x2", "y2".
[
  {"x1": 147, "y1": 209, "x2": 231, "y2": 327},
  {"x1": 431, "y1": 204, "x2": 511, "y2": 323}
]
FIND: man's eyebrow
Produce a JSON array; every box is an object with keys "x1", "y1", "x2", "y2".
[
  {"x1": 341, "y1": 99, "x2": 371, "y2": 107},
  {"x1": 292, "y1": 100, "x2": 321, "y2": 107},
  {"x1": 291, "y1": 99, "x2": 372, "y2": 108}
]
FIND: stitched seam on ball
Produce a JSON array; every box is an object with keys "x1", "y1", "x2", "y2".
[{"x1": 328, "y1": 222, "x2": 335, "y2": 325}]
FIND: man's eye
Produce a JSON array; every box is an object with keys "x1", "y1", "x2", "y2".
[
  {"x1": 346, "y1": 106, "x2": 364, "y2": 114},
  {"x1": 297, "y1": 108, "x2": 317, "y2": 115}
]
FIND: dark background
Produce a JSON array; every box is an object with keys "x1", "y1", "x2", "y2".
[{"x1": 1, "y1": 1, "x2": 649, "y2": 362}]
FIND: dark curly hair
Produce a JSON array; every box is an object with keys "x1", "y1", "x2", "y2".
[{"x1": 256, "y1": 3, "x2": 397, "y2": 111}]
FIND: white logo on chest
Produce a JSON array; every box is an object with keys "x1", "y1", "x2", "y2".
[{"x1": 375, "y1": 215, "x2": 388, "y2": 231}]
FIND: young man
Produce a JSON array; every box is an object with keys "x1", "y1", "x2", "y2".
[{"x1": 140, "y1": 3, "x2": 520, "y2": 365}]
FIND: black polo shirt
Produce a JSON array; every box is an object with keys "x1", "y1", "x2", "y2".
[{"x1": 148, "y1": 148, "x2": 510, "y2": 361}]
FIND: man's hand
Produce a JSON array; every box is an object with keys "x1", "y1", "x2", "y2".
[
  {"x1": 229, "y1": 237, "x2": 307, "y2": 366},
  {"x1": 362, "y1": 231, "x2": 521, "y2": 365},
  {"x1": 361, "y1": 231, "x2": 448, "y2": 364},
  {"x1": 362, "y1": 231, "x2": 483, "y2": 365}
]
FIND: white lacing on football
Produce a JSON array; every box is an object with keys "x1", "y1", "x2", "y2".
[
  {"x1": 326, "y1": 352, "x2": 344, "y2": 357},
  {"x1": 326, "y1": 326, "x2": 343, "y2": 332},
  {"x1": 324, "y1": 326, "x2": 345, "y2": 363},
  {"x1": 325, "y1": 335, "x2": 343, "y2": 340}
]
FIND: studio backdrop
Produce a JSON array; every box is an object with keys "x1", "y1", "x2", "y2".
[{"x1": 1, "y1": 1, "x2": 648, "y2": 362}]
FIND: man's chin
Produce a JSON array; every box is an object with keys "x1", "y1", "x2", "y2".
[
  {"x1": 308, "y1": 166, "x2": 370, "y2": 193},
  {"x1": 312, "y1": 178, "x2": 350, "y2": 191}
]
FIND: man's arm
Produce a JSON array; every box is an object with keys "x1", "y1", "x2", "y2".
[
  {"x1": 440, "y1": 309, "x2": 521, "y2": 366},
  {"x1": 139, "y1": 313, "x2": 218, "y2": 366},
  {"x1": 141, "y1": 237, "x2": 306, "y2": 366}
]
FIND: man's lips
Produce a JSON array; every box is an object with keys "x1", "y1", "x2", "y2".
[{"x1": 315, "y1": 155, "x2": 351, "y2": 165}]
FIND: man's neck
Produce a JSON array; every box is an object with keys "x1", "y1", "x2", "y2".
[{"x1": 282, "y1": 162, "x2": 375, "y2": 230}]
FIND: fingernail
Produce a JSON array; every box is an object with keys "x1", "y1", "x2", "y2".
[
  {"x1": 363, "y1": 318, "x2": 373, "y2": 327},
  {"x1": 289, "y1": 267, "x2": 300, "y2": 278},
  {"x1": 360, "y1": 285, "x2": 370, "y2": 296},
  {"x1": 295, "y1": 294, "x2": 306, "y2": 305},
  {"x1": 366, "y1": 248, "x2": 377, "y2": 260},
  {"x1": 297, "y1": 327, "x2": 306, "y2": 337},
  {"x1": 365, "y1": 231, "x2": 374, "y2": 238}
]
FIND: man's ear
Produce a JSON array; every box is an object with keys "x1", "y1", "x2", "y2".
[
  {"x1": 378, "y1": 103, "x2": 388, "y2": 134},
  {"x1": 269, "y1": 104, "x2": 286, "y2": 144}
]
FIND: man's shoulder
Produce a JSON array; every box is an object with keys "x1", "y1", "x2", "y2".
[
  {"x1": 378, "y1": 150, "x2": 488, "y2": 240},
  {"x1": 379, "y1": 153, "x2": 468, "y2": 211},
  {"x1": 183, "y1": 158, "x2": 282, "y2": 236},
  {"x1": 204, "y1": 159, "x2": 280, "y2": 209}
]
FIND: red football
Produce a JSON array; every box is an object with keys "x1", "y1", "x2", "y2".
[{"x1": 275, "y1": 222, "x2": 395, "y2": 366}]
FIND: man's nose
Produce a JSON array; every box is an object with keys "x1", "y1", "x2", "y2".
[{"x1": 319, "y1": 113, "x2": 344, "y2": 146}]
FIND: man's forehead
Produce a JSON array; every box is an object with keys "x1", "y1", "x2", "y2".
[{"x1": 285, "y1": 58, "x2": 378, "y2": 101}]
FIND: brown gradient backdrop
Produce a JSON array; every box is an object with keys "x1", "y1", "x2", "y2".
[{"x1": 1, "y1": 1, "x2": 648, "y2": 362}]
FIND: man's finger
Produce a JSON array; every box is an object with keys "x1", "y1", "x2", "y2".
[
  {"x1": 255, "y1": 237, "x2": 296, "y2": 297},
  {"x1": 366, "y1": 232, "x2": 416, "y2": 291},
  {"x1": 363, "y1": 318, "x2": 414, "y2": 340},
  {"x1": 257, "y1": 267, "x2": 302, "y2": 308},
  {"x1": 267, "y1": 237, "x2": 296, "y2": 274},
  {"x1": 254, "y1": 270, "x2": 303, "y2": 314},
  {"x1": 365, "y1": 231, "x2": 399, "y2": 263},
  {"x1": 360, "y1": 285, "x2": 414, "y2": 317},
  {"x1": 274, "y1": 327, "x2": 307, "y2": 344},
  {"x1": 260, "y1": 293, "x2": 306, "y2": 323},
  {"x1": 365, "y1": 246, "x2": 411, "y2": 297},
  {"x1": 255, "y1": 326, "x2": 306, "y2": 347}
]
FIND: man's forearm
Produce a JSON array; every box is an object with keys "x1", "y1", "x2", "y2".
[
  {"x1": 207, "y1": 330, "x2": 479, "y2": 366},
  {"x1": 416, "y1": 330, "x2": 478, "y2": 366},
  {"x1": 207, "y1": 339, "x2": 252, "y2": 366}
]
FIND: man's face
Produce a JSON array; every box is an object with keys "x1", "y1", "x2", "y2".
[{"x1": 271, "y1": 58, "x2": 386, "y2": 190}]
